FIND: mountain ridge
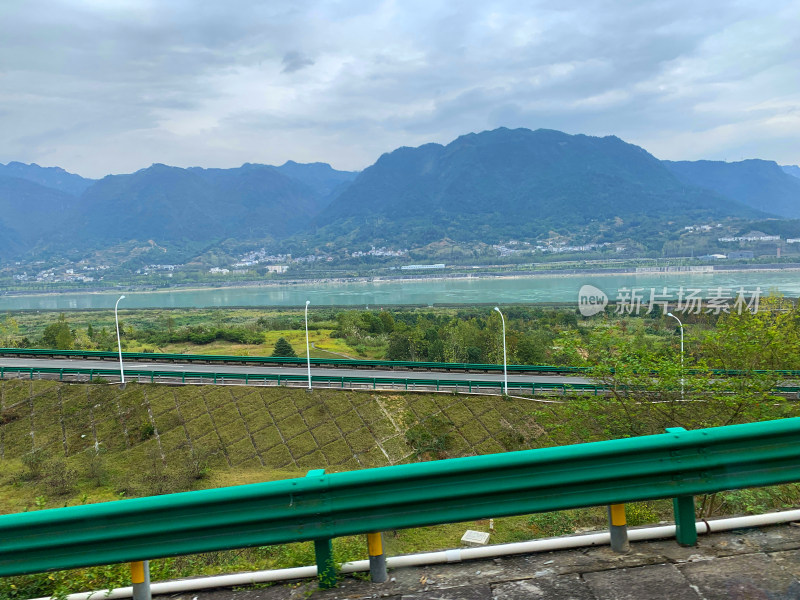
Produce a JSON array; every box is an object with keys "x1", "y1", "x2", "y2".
[
  {"x1": 1, "y1": 130, "x2": 798, "y2": 263},
  {"x1": 783, "y1": 165, "x2": 800, "y2": 180},
  {"x1": 664, "y1": 159, "x2": 800, "y2": 218},
  {"x1": 313, "y1": 127, "x2": 759, "y2": 248},
  {"x1": 0, "y1": 161, "x2": 95, "y2": 196}
]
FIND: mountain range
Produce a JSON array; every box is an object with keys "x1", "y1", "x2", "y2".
[
  {"x1": 664, "y1": 159, "x2": 800, "y2": 218},
  {"x1": 1, "y1": 128, "x2": 799, "y2": 262},
  {"x1": 0, "y1": 161, "x2": 357, "y2": 260}
]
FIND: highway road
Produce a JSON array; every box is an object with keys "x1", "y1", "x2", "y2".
[{"x1": 0, "y1": 356, "x2": 592, "y2": 385}]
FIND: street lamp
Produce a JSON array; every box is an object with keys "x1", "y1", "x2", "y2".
[
  {"x1": 115, "y1": 295, "x2": 126, "y2": 387},
  {"x1": 667, "y1": 312, "x2": 684, "y2": 398},
  {"x1": 305, "y1": 300, "x2": 312, "y2": 390},
  {"x1": 494, "y1": 306, "x2": 508, "y2": 396}
]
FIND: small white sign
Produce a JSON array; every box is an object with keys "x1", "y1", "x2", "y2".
[{"x1": 461, "y1": 530, "x2": 491, "y2": 547}]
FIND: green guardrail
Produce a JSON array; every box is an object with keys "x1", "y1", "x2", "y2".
[
  {"x1": 0, "y1": 347, "x2": 590, "y2": 375},
  {"x1": 0, "y1": 365, "x2": 603, "y2": 395},
  {"x1": 4, "y1": 347, "x2": 800, "y2": 379},
  {"x1": 0, "y1": 417, "x2": 799, "y2": 587},
  {"x1": 4, "y1": 365, "x2": 800, "y2": 396}
]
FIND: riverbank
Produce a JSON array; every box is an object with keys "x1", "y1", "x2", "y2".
[
  {"x1": 2, "y1": 265, "x2": 799, "y2": 310},
  {"x1": 5, "y1": 262, "x2": 800, "y2": 300}
]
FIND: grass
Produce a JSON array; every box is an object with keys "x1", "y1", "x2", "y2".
[
  {"x1": 0, "y1": 381, "x2": 551, "y2": 512},
  {"x1": 4, "y1": 307, "x2": 363, "y2": 358},
  {"x1": 1, "y1": 379, "x2": 800, "y2": 598},
  {"x1": 149, "y1": 329, "x2": 354, "y2": 359}
]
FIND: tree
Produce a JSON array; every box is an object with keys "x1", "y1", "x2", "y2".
[
  {"x1": 0, "y1": 316, "x2": 20, "y2": 347},
  {"x1": 378, "y1": 311, "x2": 395, "y2": 333},
  {"x1": 701, "y1": 295, "x2": 800, "y2": 371},
  {"x1": 542, "y1": 322, "x2": 783, "y2": 444},
  {"x1": 41, "y1": 314, "x2": 73, "y2": 350},
  {"x1": 271, "y1": 337, "x2": 297, "y2": 357},
  {"x1": 386, "y1": 332, "x2": 412, "y2": 360},
  {"x1": 95, "y1": 327, "x2": 116, "y2": 351}
]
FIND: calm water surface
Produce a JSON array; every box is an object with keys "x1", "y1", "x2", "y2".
[{"x1": 1, "y1": 271, "x2": 798, "y2": 310}]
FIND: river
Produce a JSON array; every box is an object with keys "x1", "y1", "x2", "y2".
[{"x1": 0, "y1": 269, "x2": 798, "y2": 310}]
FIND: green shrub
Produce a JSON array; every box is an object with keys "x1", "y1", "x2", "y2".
[
  {"x1": 528, "y1": 511, "x2": 575, "y2": 537},
  {"x1": 625, "y1": 503, "x2": 660, "y2": 527},
  {"x1": 21, "y1": 447, "x2": 47, "y2": 481},
  {"x1": 405, "y1": 414, "x2": 453, "y2": 458},
  {"x1": 139, "y1": 421, "x2": 156, "y2": 441},
  {"x1": 43, "y1": 458, "x2": 78, "y2": 496}
]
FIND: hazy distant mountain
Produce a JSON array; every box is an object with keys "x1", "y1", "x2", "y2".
[
  {"x1": 0, "y1": 161, "x2": 94, "y2": 196},
  {"x1": 315, "y1": 127, "x2": 757, "y2": 246},
  {"x1": 664, "y1": 160, "x2": 800, "y2": 218},
  {"x1": 0, "y1": 220, "x2": 24, "y2": 258},
  {"x1": 0, "y1": 160, "x2": 357, "y2": 259},
  {"x1": 273, "y1": 161, "x2": 357, "y2": 209},
  {"x1": 70, "y1": 163, "x2": 325, "y2": 248},
  {"x1": 783, "y1": 165, "x2": 800, "y2": 180},
  {"x1": 0, "y1": 177, "x2": 77, "y2": 249}
]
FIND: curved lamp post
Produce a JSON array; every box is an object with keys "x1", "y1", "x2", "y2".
[
  {"x1": 667, "y1": 312, "x2": 684, "y2": 398},
  {"x1": 494, "y1": 306, "x2": 508, "y2": 396},
  {"x1": 115, "y1": 295, "x2": 126, "y2": 386},
  {"x1": 305, "y1": 300, "x2": 312, "y2": 390}
]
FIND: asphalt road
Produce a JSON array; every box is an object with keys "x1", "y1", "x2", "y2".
[{"x1": 0, "y1": 357, "x2": 592, "y2": 385}]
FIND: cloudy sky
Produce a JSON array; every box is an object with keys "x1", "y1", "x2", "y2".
[{"x1": 1, "y1": 0, "x2": 798, "y2": 178}]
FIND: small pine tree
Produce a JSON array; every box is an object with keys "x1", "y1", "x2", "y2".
[{"x1": 271, "y1": 337, "x2": 297, "y2": 357}]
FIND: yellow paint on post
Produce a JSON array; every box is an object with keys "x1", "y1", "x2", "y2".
[
  {"x1": 367, "y1": 532, "x2": 383, "y2": 556},
  {"x1": 130, "y1": 561, "x2": 145, "y2": 584},
  {"x1": 610, "y1": 504, "x2": 627, "y2": 526}
]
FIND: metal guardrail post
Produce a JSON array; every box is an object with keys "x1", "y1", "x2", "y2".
[
  {"x1": 367, "y1": 532, "x2": 387, "y2": 582},
  {"x1": 303, "y1": 468, "x2": 337, "y2": 588},
  {"x1": 607, "y1": 504, "x2": 629, "y2": 552},
  {"x1": 674, "y1": 496, "x2": 697, "y2": 546},
  {"x1": 130, "y1": 560, "x2": 151, "y2": 600},
  {"x1": 314, "y1": 538, "x2": 336, "y2": 588}
]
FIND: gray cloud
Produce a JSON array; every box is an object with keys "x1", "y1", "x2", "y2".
[
  {"x1": 282, "y1": 51, "x2": 315, "y2": 73},
  {"x1": 0, "y1": 0, "x2": 798, "y2": 177}
]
